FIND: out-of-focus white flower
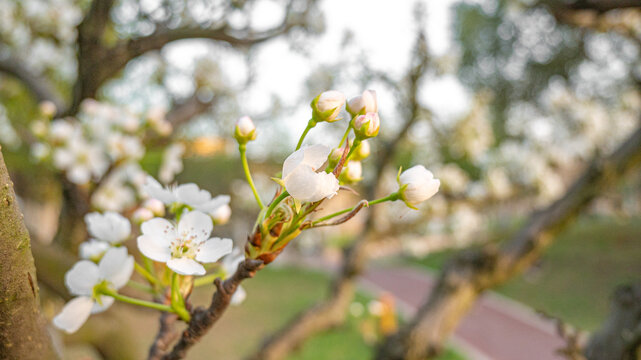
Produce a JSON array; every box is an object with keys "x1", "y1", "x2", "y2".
[
  {"x1": 367, "y1": 300, "x2": 383, "y2": 316},
  {"x1": 78, "y1": 239, "x2": 110, "y2": 261},
  {"x1": 355, "y1": 140, "x2": 370, "y2": 160},
  {"x1": 53, "y1": 247, "x2": 134, "y2": 333},
  {"x1": 132, "y1": 208, "x2": 154, "y2": 224},
  {"x1": 30, "y1": 142, "x2": 51, "y2": 160},
  {"x1": 313, "y1": 90, "x2": 346, "y2": 123},
  {"x1": 31, "y1": 120, "x2": 48, "y2": 138},
  {"x1": 106, "y1": 134, "x2": 144, "y2": 161},
  {"x1": 349, "y1": 302, "x2": 365, "y2": 317},
  {"x1": 211, "y1": 203, "x2": 231, "y2": 225},
  {"x1": 53, "y1": 137, "x2": 109, "y2": 184},
  {"x1": 231, "y1": 285, "x2": 246, "y2": 305},
  {"x1": 91, "y1": 178, "x2": 136, "y2": 212},
  {"x1": 352, "y1": 112, "x2": 380, "y2": 139},
  {"x1": 438, "y1": 164, "x2": 469, "y2": 194},
  {"x1": 159, "y1": 143, "x2": 185, "y2": 184},
  {"x1": 282, "y1": 145, "x2": 339, "y2": 202},
  {"x1": 398, "y1": 165, "x2": 440, "y2": 209},
  {"x1": 39, "y1": 101, "x2": 57, "y2": 117},
  {"x1": 486, "y1": 168, "x2": 512, "y2": 200},
  {"x1": 221, "y1": 250, "x2": 246, "y2": 305},
  {"x1": 235, "y1": 116, "x2": 257, "y2": 143},
  {"x1": 137, "y1": 211, "x2": 233, "y2": 275},
  {"x1": 85, "y1": 212, "x2": 131, "y2": 245},
  {"x1": 143, "y1": 176, "x2": 231, "y2": 217},
  {"x1": 347, "y1": 90, "x2": 377, "y2": 116},
  {"x1": 49, "y1": 119, "x2": 76, "y2": 143},
  {"x1": 343, "y1": 161, "x2": 362, "y2": 182}
]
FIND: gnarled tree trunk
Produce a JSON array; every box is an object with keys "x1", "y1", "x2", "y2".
[{"x1": 0, "y1": 147, "x2": 59, "y2": 359}]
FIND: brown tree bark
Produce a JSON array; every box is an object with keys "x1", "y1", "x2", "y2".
[
  {"x1": 0, "y1": 147, "x2": 59, "y2": 360},
  {"x1": 375, "y1": 124, "x2": 641, "y2": 360}
]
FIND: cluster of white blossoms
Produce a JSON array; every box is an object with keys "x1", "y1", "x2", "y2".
[
  {"x1": 236, "y1": 90, "x2": 440, "y2": 264},
  {"x1": 52, "y1": 89, "x2": 440, "y2": 336},
  {"x1": 54, "y1": 176, "x2": 239, "y2": 333},
  {"x1": 30, "y1": 99, "x2": 181, "y2": 213}
]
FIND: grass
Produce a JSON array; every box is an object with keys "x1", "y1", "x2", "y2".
[{"x1": 410, "y1": 215, "x2": 641, "y2": 330}]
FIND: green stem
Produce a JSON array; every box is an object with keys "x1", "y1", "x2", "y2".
[
  {"x1": 239, "y1": 143, "x2": 265, "y2": 209},
  {"x1": 337, "y1": 124, "x2": 352, "y2": 148},
  {"x1": 312, "y1": 192, "x2": 399, "y2": 225},
  {"x1": 346, "y1": 139, "x2": 361, "y2": 160},
  {"x1": 193, "y1": 270, "x2": 225, "y2": 287},
  {"x1": 171, "y1": 273, "x2": 191, "y2": 322},
  {"x1": 134, "y1": 261, "x2": 159, "y2": 285},
  {"x1": 98, "y1": 287, "x2": 174, "y2": 313},
  {"x1": 264, "y1": 191, "x2": 289, "y2": 219},
  {"x1": 295, "y1": 119, "x2": 316, "y2": 150}
]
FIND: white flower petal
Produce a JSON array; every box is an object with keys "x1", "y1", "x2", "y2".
[
  {"x1": 91, "y1": 296, "x2": 115, "y2": 314},
  {"x1": 85, "y1": 212, "x2": 131, "y2": 244},
  {"x1": 167, "y1": 258, "x2": 206, "y2": 276},
  {"x1": 98, "y1": 247, "x2": 134, "y2": 289},
  {"x1": 301, "y1": 144, "x2": 331, "y2": 170},
  {"x1": 140, "y1": 218, "x2": 175, "y2": 245},
  {"x1": 282, "y1": 148, "x2": 306, "y2": 178},
  {"x1": 137, "y1": 235, "x2": 172, "y2": 262},
  {"x1": 196, "y1": 238, "x2": 233, "y2": 263},
  {"x1": 230, "y1": 285, "x2": 246, "y2": 306},
  {"x1": 68, "y1": 165, "x2": 91, "y2": 184},
  {"x1": 143, "y1": 176, "x2": 176, "y2": 204},
  {"x1": 65, "y1": 261, "x2": 99, "y2": 296},
  {"x1": 196, "y1": 195, "x2": 231, "y2": 213},
  {"x1": 78, "y1": 239, "x2": 110, "y2": 260},
  {"x1": 284, "y1": 165, "x2": 339, "y2": 202},
  {"x1": 177, "y1": 211, "x2": 213, "y2": 244},
  {"x1": 175, "y1": 183, "x2": 211, "y2": 207},
  {"x1": 53, "y1": 296, "x2": 94, "y2": 333}
]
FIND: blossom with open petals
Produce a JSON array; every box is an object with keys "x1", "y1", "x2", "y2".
[
  {"x1": 85, "y1": 211, "x2": 131, "y2": 245},
  {"x1": 282, "y1": 145, "x2": 339, "y2": 202},
  {"x1": 137, "y1": 211, "x2": 233, "y2": 275},
  {"x1": 53, "y1": 135, "x2": 109, "y2": 184},
  {"x1": 53, "y1": 247, "x2": 134, "y2": 333}
]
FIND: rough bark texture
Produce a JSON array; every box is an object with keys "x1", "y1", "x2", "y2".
[
  {"x1": 0, "y1": 147, "x2": 59, "y2": 360},
  {"x1": 584, "y1": 283, "x2": 641, "y2": 360},
  {"x1": 159, "y1": 259, "x2": 263, "y2": 360},
  {"x1": 376, "y1": 124, "x2": 641, "y2": 360}
]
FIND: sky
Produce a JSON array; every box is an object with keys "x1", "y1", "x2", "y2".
[{"x1": 161, "y1": 0, "x2": 471, "y2": 150}]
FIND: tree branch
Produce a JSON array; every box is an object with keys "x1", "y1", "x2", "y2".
[
  {"x1": 166, "y1": 93, "x2": 218, "y2": 129},
  {"x1": 376, "y1": 123, "x2": 641, "y2": 360},
  {"x1": 0, "y1": 50, "x2": 66, "y2": 113},
  {"x1": 565, "y1": 0, "x2": 641, "y2": 12},
  {"x1": 160, "y1": 259, "x2": 263, "y2": 360},
  {"x1": 584, "y1": 282, "x2": 641, "y2": 360},
  {"x1": 0, "y1": 146, "x2": 59, "y2": 360}
]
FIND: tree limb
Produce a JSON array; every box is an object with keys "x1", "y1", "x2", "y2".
[
  {"x1": 0, "y1": 50, "x2": 66, "y2": 113},
  {"x1": 160, "y1": 259, "x2": 263, "y2": 360},
  {"x1": 376, "y1": 123, "x2": 641, "y2": 360},
  {"x1": 565, "y1": 0, "x2": 641, "y2": 12},
  {"x1": 0, "y1": 146, "x2": 59, "y2": 360}
]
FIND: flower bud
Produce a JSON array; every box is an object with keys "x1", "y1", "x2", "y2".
[
  {"x1": 234, "y1": 116, "x2": 257, "y2": 144},
  {"x1": 341, "y1": 161, "x2": 362, "y2": 183},
  {"x1": 132, "y1": 208, "x2": 154, "y2": 224},
  {"x1": 397, "y1": 165, "x2": 440, "y2": 209},
  {"x1": 211, "y1": 203, "x2": 232, "y2": 225},
  {"x1": 347, "y1": 90, "x2": 377, "y2": 116},
  {"x1": 352, "y1": 112, "x2": 380, "y2": 139},
  {"x1": 352, "y1": 140, "x2": 370, "y2": 161},
  {"x1": 312, "y1": 90, "x2": 346, "y2": 123},
  {"x1": 143, "y1": 198, "x2": 165, "y2": 217}
]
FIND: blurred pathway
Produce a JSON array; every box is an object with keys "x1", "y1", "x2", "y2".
[{"x1": 360, "y1": 266, "x2": 567, "y2": 360}]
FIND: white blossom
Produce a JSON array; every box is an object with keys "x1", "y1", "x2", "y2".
[
  {"x1": 144, "y1": 176, "x2": 231, "y2": 217},
  {"x1": 159, "y1": 143, "x2": 185, "y2": 184},
  {"x1": 53, "y1": 135, "x2": 109, "y2": 184},
  {"x1": 85, "y1": 211, "x2": 131, "y2": 244},
  {"x1": 347, "y1": 89, "x2": 377, "y2": 115},
  {"x1": 211, "y1": 203, "x2": 231, "y2": 225},
  {"x1": 53, "y1": 247, "x2": 134, "y2": 333},
  {"x1": 78, "y1": 239, "x2": 110, "y2": 261},
  {"x1": 282, "y1": 145, "x2": 339, "y2": 202},
  {"x1": 398, "y1": 165, "x2": 440, "y2": 207},
  {"x1": 137, "y1": 211, "x2": 233, "y2": 275}
]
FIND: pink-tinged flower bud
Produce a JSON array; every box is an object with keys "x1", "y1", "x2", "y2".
[
  {"x1": 312, "y1": 90, "x2": 346, "y2": 123},
  {"x1": 398, "y1": 165, "x2": 440, "y2": 209},
  {"x1": 347, "y1": 90, "x2": 377, "y2": 116},
  {"x1": 352, "y1": 112, "x2": 380, "y2": 139},
  {"x1": 235, "y1": 116, "x2": 257, "y2": 143},
  {"x1": 132, "y1": 208, "x2": 154, "y2": 224},
  {"x1": 143, "y1": 198, "x2": 165, "y2": 217}
]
